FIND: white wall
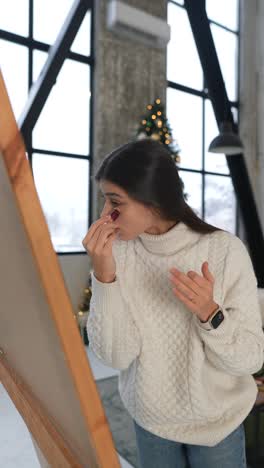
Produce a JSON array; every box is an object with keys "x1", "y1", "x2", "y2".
[{"x1": 59, "y1": 254, "x2": 92, "y2": 311}]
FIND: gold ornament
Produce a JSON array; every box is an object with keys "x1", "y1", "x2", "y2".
[
  {"x1": 150, "y1": 133, "x2": 160, "y2": 141},
  {"x1": 157, "y1": 111, "x2": 162, "y2": 116},
  {"x1": 165, "y1": 139, "x2": 170, "y2": 144},
  {"x1": 157, "y1": 120, "x2": 163, "y2": 128},
  {"x1": 152, "y1": 114, "x2": 157, "y2": 120},
  {"x1": 156, "y1": 98, "x2": 161, "y2": 104},
  {"x1": 147, "y1": 104, "x2": 152, "y2": 110},
  {"x1": 142, "y1": 119, "x2": 147, "y2": 125}
]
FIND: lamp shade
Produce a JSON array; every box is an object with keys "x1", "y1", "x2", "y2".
[{"x1": 208, "y1": 121, "x2": 244, "y2": 155}]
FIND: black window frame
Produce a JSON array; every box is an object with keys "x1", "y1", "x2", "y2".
[
  {"x1": 167, "y1": 0, "x2": 240, "y2": 234},
  {"x1": 0, "y1": 0, "x2": 95, "y2": 256}
]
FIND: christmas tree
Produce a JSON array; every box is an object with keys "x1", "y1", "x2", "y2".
[
  {"x1": 136, "y1": 98, "x2": 188, "y2": 200},
  {"x1": 136, "y1": 98, "x2": 181, "y2": 164},
  {"x1": 76, "y1": 272, "x2": 92, "y2": 346}
]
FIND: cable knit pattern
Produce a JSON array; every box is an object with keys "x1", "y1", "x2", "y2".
[{"x1": 86, "y1": 222, "x2": 264, "y2": 446}]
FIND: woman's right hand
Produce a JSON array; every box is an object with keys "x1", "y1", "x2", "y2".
[{"x1": 82, "y1": 215, "x2": 119, "y2": 283}]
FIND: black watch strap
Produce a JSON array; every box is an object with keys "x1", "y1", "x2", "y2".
[{"x1": 199, "y1": 307, "x2": 225, "y2": 330}]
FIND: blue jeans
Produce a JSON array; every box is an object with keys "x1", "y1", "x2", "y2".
[{"x1": 133, "y1": 420, "x2": 247, "y2": 468}]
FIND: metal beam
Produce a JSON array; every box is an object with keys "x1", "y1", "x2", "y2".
[
  {"x1": 19, "y1": 0, "x2": 91, "y2": 147},
  {"x1": 185, "y1": 0, "x2": 264, "y2": 286}
]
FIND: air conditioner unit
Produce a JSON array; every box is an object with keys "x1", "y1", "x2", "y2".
[{"x1": 107, "y1": 0, "x2": 171, "y2": 49}]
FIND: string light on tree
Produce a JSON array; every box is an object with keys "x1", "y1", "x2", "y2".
[{"x1": 136, "y1": 98, "x2": 181, "y2": 164}]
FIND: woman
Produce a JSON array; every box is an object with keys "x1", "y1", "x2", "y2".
[{"x1": 83, "y1": 139, "x2": 264, "y2": 468}]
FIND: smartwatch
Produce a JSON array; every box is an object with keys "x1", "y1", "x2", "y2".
[{"x1": 200, "y1": 307, "x2": 225, "y2": 330}]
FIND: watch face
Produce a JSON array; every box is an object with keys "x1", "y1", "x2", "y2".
[{"x1": 211, "y1": 310, "x2": 224, "y2": 328}]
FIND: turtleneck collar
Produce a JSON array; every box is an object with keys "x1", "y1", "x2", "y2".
[{"x1": 136, "y1": 221, "x2": 195, "y2": 255}]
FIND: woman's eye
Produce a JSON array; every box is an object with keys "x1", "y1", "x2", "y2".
[{"x1": 100, "y1": 195, "x2": 119, "y2": 206}]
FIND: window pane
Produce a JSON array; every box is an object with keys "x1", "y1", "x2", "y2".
[
  {"x1": 0, "y1": 40, "x2": 28, "y2": 119},
  {"x1": 0, "y1": 0, "x2": 29, "y2": 36},
  {"x1": 33, "y1": 51, "x2": 90, "y2": 155},
  {"x1": 206, "y1": 0, "x2": 239, "y2": 32},
  {"x1": 179, "y1": 170, "x2": 202, "y2": 218},
  {"x1": 33, "y1": 0, "x2": 91, "y2": 54},
  {"x1": 167, "y1": 2, "x2": 203, "y2": 90},
  {"x1": 33, "y1": 0, "x2": 73, "y2": 44},
  {"x1": 32, "y1": 154, "x2": 89, "y2": 253},
  {"x1": 167, "y1": 88, "x2": 203, "y2": 170},
  {"x1": 232, "y1": 107, "x2": 238, "y2": 123},
  {"x1": 204, "y1": 99, "x2": 229, "y2": 174},
  {"x1": 204, "y1": 175, "x2": 236, "y2": 233},
  {"x1": 211, "y1": 24, "x2": 238, "y2": 102}
]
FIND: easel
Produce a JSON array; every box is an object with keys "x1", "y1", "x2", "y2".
[{"x1": 0, "y1": 70, "x2": 120, "y2": 467}]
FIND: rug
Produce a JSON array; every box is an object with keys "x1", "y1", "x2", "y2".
[{"x1": 96, "y1": 375, "x2": 139, "y2": 467}]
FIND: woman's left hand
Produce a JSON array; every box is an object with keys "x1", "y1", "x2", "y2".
[{"x1": 169, "y1": 261, "x2": 219, "y2": 322}]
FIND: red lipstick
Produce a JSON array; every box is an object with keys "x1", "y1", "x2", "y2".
[{"x1": 110, "y1": 209, "x2": 120, "y2": 221}]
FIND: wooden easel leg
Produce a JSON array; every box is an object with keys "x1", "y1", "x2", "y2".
[{"x1": 30, "y1": 433, "x2": 51, "y2": 468}]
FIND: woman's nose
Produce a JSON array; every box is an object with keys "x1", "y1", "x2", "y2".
[{"x1": 100, "y1": 203, "x2": 110, "y2": 218}]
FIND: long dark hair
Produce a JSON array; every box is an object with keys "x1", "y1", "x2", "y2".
[{"x1": 94, "y1": 139, "x2": 222, "y2": 235}]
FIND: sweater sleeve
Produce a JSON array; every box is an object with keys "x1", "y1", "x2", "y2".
[
  {"x1": 194, "y1": 235, "x2": 264, "y2": 377},
  {"x1": 86, "y1": 271, "x2": 142, "y2": 370}
]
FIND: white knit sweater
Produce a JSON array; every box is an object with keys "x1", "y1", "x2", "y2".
[{"x1": 86, "y1": 221, "x2": 264, "y2": 446}]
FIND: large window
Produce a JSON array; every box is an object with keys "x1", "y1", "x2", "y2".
[
  {"x1": 167, "y1": 0, "x2": 239, "y2": 233},
  {"x1": 0, "y1": 0, "x2": 93, "y2": 253}
]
